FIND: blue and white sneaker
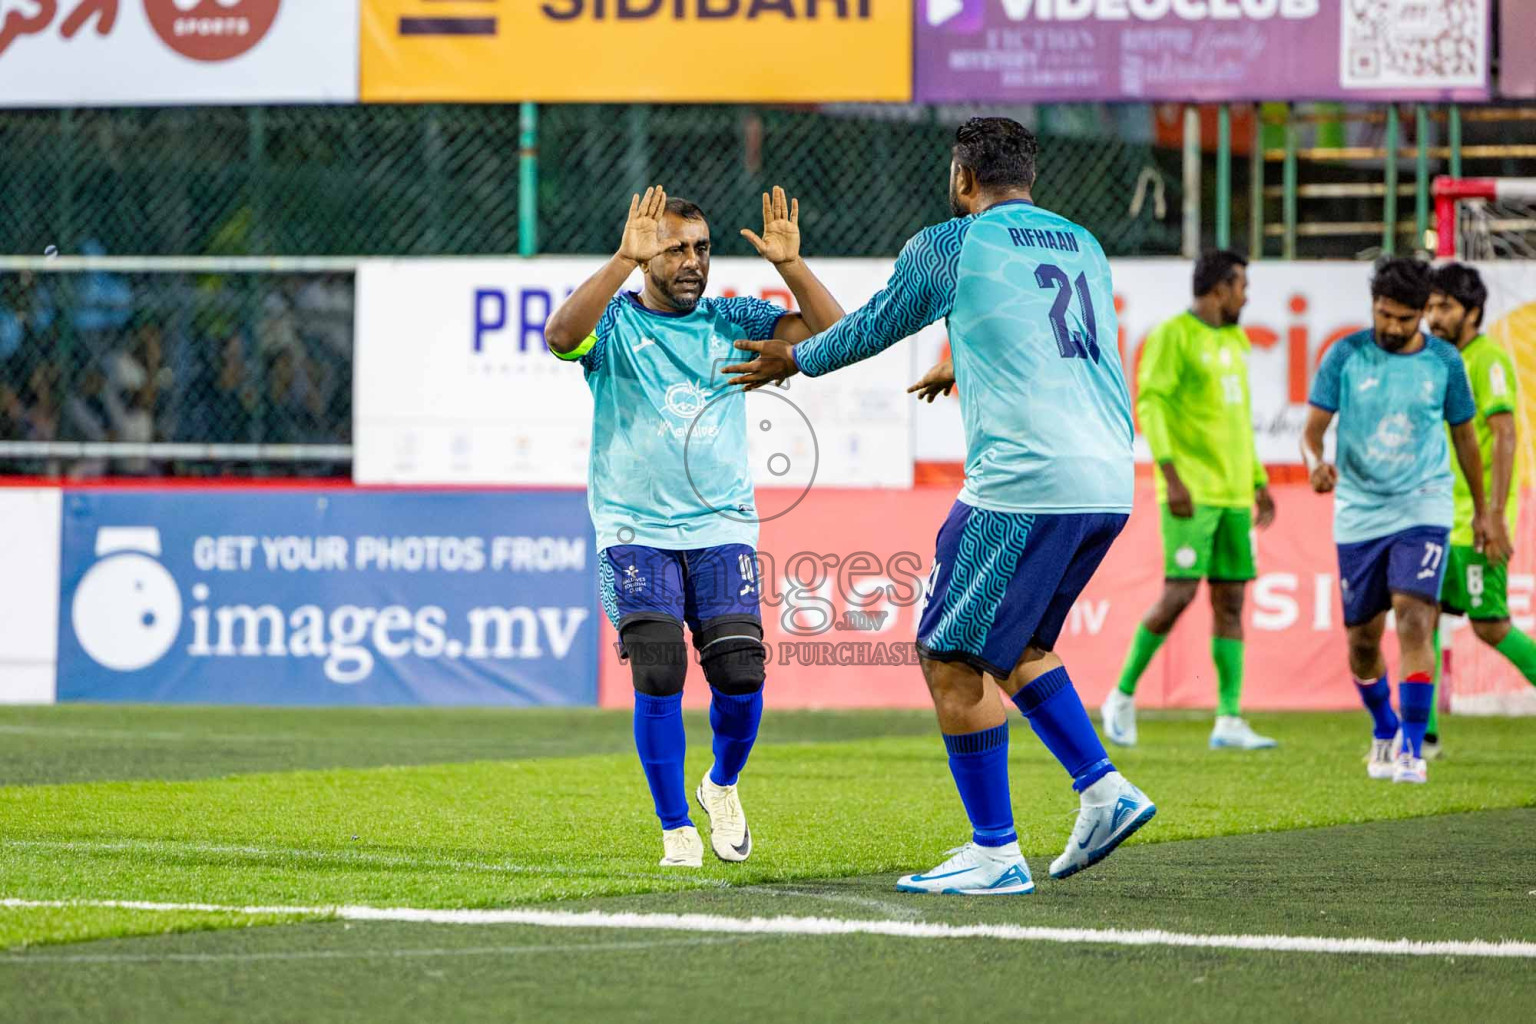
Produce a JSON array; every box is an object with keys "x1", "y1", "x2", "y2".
[
  {"x1": 1209, "y1": 716, "x2": 1278, "y2": 750},
  {"x1": 1049, "y1": 772, "x2": 1156, "y2": 880},
  {"x1": 896, "y1": 841, "x2": 1035, "y2": 895}
]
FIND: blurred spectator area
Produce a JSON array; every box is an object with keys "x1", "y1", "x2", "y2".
[{"x1": 0, "y1": 266, "x2": 353, "y2": 478}]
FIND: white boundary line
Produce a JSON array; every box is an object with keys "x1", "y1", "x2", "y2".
[
  {"x1": 4, "y1": 899, "x2": 1534, "y2": 960},
  {"x1": 2, "y1": 841, "x2": 731, "y2": 889}
]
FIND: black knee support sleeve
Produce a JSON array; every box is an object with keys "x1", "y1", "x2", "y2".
[
  {"x1": 621, "y1": 618, "x2": 688, "y2": 698},
  {"x1": 695, "y1": 617, "x2": 766, "y2": 696}
]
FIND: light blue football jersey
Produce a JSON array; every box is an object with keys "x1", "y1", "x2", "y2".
[
  {"x1": 793, "y1": 200, "x2": 1134, "y2": 513},
  {"x1": 1307, "y1": 330, "x2": 1476, "y2": 544},
  {"x1": 556, "y1": 292, "x2": 785, "y2": 551}
]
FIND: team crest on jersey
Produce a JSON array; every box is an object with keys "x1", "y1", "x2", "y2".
[{"x1": 664, "y1": 381, "x2": 708, "y2": 419}]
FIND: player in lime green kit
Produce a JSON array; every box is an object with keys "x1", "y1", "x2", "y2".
[
  {"x1": 1102, "y1": 251, "x2": 1278, "y2": 750},
  {"x1": 1427, "y1": 263, "x2": 1532, "y2": 753}
]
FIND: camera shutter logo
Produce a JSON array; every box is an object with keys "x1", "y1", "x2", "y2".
[{"x1": 72, "y1": 527, "x2": 183, "y2": 672}]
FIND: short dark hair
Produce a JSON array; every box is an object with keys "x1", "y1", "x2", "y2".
[
  {"x1": 1370, "y1": 256, "x2": 1433, "y2": 311},
  {"x1": 1430, "y1": 262, "x2": 1488, "y2": 327},
  {"x1": 664, "y1": 197, "x2": 708, "y2": 228},
  {"x1": 1192, "y1": 249, "x2": 1248, "y2": 297},
  {"x1": 953, "y1": 117, "x2": 1038, "y2": 190}
]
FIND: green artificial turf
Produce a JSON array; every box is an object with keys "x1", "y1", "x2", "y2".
[{"x1": 2, "y1": 706, "x2": 1533, "y2": 1022}]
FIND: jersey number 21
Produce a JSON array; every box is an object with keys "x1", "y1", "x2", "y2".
[{"x1": 1035, "y1": 263, "x2": 1100, "y2": 364}]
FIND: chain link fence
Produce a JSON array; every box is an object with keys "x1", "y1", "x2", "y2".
[{"x1": 0, "y1": 103, "x2": 1182, "y2": 477}]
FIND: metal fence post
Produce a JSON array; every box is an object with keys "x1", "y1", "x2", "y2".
[
  {"x1": 1449, "y1": 104, "x2": 1463, "y2": 179},
  {"x1": 1182, "y1": 105, "x2": 1201, "y2": 258},
  {"x1": 1249, "y1": 104, "x2": 1263, "y2": 259},
  {"x1": 519, "y1": 103, "x2": 540, "y2": 257},
  {"x1": 1282, "y1": 104, "x2": 1297, "y2": 261},
  {"x1": 1383, "y1": 105, "x2": 1400, "y2": 255},
  {"x1": 1216, "y1": 104, "x2": 1231, "y2": 250},
  {"x1": 1415, "y1": 104, "x2": 1430, "y2": 251}
]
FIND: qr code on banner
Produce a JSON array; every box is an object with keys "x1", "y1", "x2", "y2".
[{"x1": 1341, "y1": 0, "x2": 1487, "y2": 89}]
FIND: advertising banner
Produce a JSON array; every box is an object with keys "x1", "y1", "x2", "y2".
[
  {"x1": 915, "y1": 0, "x2": 1491, "y2": 103},
  {"x1": 361, "y1": 0, "x2": 912, "y2": 103},
  {"x1": 598, "y1": 479, "x2": 1536, "y2": 712},
  {"x1": 354, "y1": 257, "x2": 916, "y2": 489},
  {"x1": 0, "y1": 1, "x2": 359, "y2": 107},
  {"x1": 55, "y1": 488, "x2": 599, "y2": 706},
  {"x1": 0, "y1": 488, "x2": 61, "y2": 704},
  {"x1": 1501, "y1": 0, "x2": 1536, "y2": 98}
]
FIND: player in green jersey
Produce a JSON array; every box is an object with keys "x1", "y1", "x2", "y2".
[
  {"x1": 1427, "y1": 263, "x2": 1532, "y2": 753},
  {"x1": 1103, "y1": 251, "x2": 1278, "y2": 750}
]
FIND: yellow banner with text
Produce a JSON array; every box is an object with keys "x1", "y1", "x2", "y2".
[{"x1": 362, "y1": 0, "x2": 913, "y2": 103}]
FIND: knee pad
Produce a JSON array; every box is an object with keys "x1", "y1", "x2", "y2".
[
  {"x1": 696, "y1": 617, "x2": 766, "y2": 696},
  {"x1": 621, "y1": 618, "x2": 688, "y2": 698}
]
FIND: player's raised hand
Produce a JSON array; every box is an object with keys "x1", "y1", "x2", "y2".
[
  {"x1": 1309, "y1": 462, "x2": 1338, "y2": 494},
  {"x1": 907, "y1": 357, "x2": 955, "y2": 403},
  {"x1": 618, "y1": 186, "x2": 671, "y2": 266},
  {"x1": 740, "y1": 186, "x2": 801, "y2": 267},
  {"x1": 724, "y1": 338, "x2": 799, "y2": 391}
]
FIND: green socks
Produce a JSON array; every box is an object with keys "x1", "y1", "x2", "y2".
[
  {"x1": 1212, "y1": 637, "x2": 1245, "y2": 717},
  {"x1": 1117, "y1": 624, "x2": 1167, "y2": 696},
  {"x1": 1495, "y1": 627, "x2": 1536, "y2": 686},
  {"x1": 1118, "y1": 627, "x2": 1246, "y2": 715}
]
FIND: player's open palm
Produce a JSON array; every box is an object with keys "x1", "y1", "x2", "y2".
[
  {"x1": 619, "y1": 186, "x2": 670, "y2": 266},
  {"x1": 741, "y1": 186, "x2": 801, "y2": 266}
]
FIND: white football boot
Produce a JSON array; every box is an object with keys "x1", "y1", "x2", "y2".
[
  {"x1": 1100, "y1": 689, "x2": 1138, "y2": 747},
  {"x1": 696, "y1": 775, "x2": 752, "y2": 863},
  {"x1": 1209, "y1": 716, "x2": 1278, "y2": 750},
  {"x1": 1393, "y1": 751, "x2": 1428, "y2": 785},
  {"x1": 659, "y1": 825, "x2": 704, "y2": 868},
  {"x1": 1367, "y1": 732, "x2": 1401, "y2": 780},
  {"x1": 896, "y1": 841, "x2": 1034, "y2": 895},
  {"x1": 1050, "y1": 772, "x2": 1157, "y2": 880},
  {"x1": 1422, "y1": 734, "x2": 1443, "y2": 761}
]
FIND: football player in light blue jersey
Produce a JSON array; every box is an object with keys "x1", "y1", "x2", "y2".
[
  {"x1": 727, "y1": 118, "x2": 1155, "y2": 894},
  {"x1": 545, "y1": 185, "x2": 843, "y2": 868},
  {"x1": 1301, "y1": 257, "x2": 1500, "y2": 786}
]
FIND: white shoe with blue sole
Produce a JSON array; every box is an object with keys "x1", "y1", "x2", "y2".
[
  {"x1": 896, "y1": 841, "x2": 1035, "y2": 895},
  {"x1": 1049, "y1": 772, "x2": 1156, "y2": 880}
]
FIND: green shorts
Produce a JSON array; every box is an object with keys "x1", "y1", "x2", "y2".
[
  {"x1": 1161, "y1": 505, "x2": 1256, "y2": 582},
  {"x1": 1439, "y1": 544, "x2": 1509, "y2": 620}
]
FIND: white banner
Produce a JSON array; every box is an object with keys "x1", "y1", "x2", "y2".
[
  {"x1": 0, "y1": 1, "x2": 359, "y2": 107},
  {"x1": 912, "y1": 259, "x2": 1536, "y2": 464},
  {"x1": 353, "y1": 258, "x2": 916, "y2": 489},
  {"x1": 0, "y1": 488, "x2": 60, "y2": 704}
]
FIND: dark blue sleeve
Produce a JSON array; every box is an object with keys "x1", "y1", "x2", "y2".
[
  {"x1": 792, "y1": 219, "x2": 967, "y2": 378},
  {"x1": 715, "y1": 296, "x2": 788, "y2": 342},
  {"x1": 1307, "y1": 338, "x2": 1349, "y2": 413},
  {"x1": 1441, "y1": 345, "x2": 1476, "y2": 426}
]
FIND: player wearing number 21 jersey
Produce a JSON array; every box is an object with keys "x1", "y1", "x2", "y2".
[
  {"x1": 727, "y1": 117, "x2": 1155, "y2": 895},
  {"x1": 1302, "y1": 257, "x2": 1494, "y2": 787}
]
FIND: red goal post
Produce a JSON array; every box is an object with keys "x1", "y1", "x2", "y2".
[{"x1": 1434, "y1": 177, "x2": 1536, "y2": 260}]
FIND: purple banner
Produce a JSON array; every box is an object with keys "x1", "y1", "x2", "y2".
[
  {"x1": 915, "y1": 0, "x2": 1491, "y2": 103},
  {"x1": 1502, "y1": 0, "x2": 1536, "y2": 98}
]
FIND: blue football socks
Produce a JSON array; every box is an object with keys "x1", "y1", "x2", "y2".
[
  {"x1": 942, "y1": 723, "x2": 1017, "y2": 847},
  {"x1": 633, "y1": 692, "x2": 691, "y2": 829},
  {"x1": 1354, "y1": 674, "x2": 1400, "y2": 741},
  {"x1": 1399, "y1": 673, "x2": 1434, "y2": 759},
  {"x1": 1011, "y1": 666, "x2": 1115, "y2": 793},
  {"x1": 708, "y1": 687, "x2": 763, "y2": 787}
]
